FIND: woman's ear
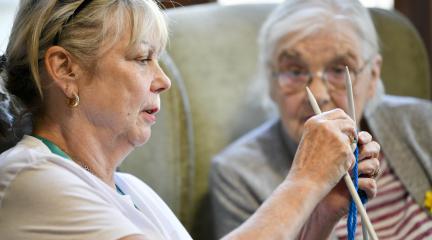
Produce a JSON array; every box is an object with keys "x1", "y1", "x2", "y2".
[
  {"x1": 43, "y1": 46, "x2": 80, "y2": 98},
  {"x1": 368, "y1": 54, "x2": 382, "y2": 98}
]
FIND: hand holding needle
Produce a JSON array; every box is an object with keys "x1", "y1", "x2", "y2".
[
  {"x1": 345, "y1": 66, "x2": 369, "y2": 240},
  {"x1": 305, "y1": 79, "x2": 378, "y2": 240}
]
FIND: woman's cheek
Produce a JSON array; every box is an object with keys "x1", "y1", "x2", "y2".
[
  {"x1": 280, "y1": 95, "x2": 305, "y2": 141},
  {"x1": 330, "y1": 94, "x2": 348, "y2": 112}
]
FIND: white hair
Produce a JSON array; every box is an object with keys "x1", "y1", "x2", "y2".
[{"x1": 252, "y1": 0, "x2": 381, "y2": 114}]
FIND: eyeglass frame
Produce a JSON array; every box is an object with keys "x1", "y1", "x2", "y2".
[{"x1": 271, "y1": 56, "x2": 374, "y2": 94}]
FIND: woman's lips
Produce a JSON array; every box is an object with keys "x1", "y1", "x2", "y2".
[{"x1": 141, "y1": 108, "x2": 159, "y2": 123}]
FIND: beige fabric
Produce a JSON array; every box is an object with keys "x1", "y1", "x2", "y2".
[
  {"x1": 371, "y1": 8, "x2": 430, "y2": 98},
  {"x1": 0, "y1": 137, "x2": 142, "y2": 240},
  {"x1": 120, "y1": 3, "x2": 431, "y2": 239},
  {"x1": 0, "y1": 136, "x2": 192, "y2": 240}
]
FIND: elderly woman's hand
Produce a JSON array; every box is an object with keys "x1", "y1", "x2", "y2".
[
  {"x1": 288, "y1": 108, "x2": 358, "y2": 193},
  {"x1": 312, "y1": 131, "x2": 380, "y2": 222},
  {"x1": 290, "y1": 110, "x2": 380, "y2": 239},
  {"x1": 224, "y1": 109, "x2": 380, "y2": 240}
]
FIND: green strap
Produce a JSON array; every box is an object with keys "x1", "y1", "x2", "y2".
[
  {"x1": 32, "y1": 134, "x2": 128, "y2": 197},
  {"x1": 33, "y1": 135, "x2": 72, "y2": 160}
]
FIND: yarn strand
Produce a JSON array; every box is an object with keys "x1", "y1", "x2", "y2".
[{"x1": 347, "y1": 147, "x2": 368, "y2": 240}]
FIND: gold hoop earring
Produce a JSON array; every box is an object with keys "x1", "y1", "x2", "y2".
[{"x1": 68, "y1": 93, "x2": 80, "y2": 108}]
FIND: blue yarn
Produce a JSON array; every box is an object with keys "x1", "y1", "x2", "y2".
[{"x1": 347, "y1": 146, "x2": 368, "y2": 240}]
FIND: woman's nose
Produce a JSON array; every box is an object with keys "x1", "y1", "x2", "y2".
[
  {"x1": 308, "y1": 73, "x2": 331, "y2": 105},
  {"x1": 151, "y1": 65, "x2": 171, "y2": 94}
]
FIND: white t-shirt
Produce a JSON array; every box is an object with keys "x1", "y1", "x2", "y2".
[{"x1": 0, "y1": 135, "x2": 192, "y2": 240}]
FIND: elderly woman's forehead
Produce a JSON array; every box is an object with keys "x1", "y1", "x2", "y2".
[
  {"x1": 274, "y1": 29, "x2": 362, "y2": 60},
  {"x1": 276, "y1": 49, "x2": 359, "y2": 64}
]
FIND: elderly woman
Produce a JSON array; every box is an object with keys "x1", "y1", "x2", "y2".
[
  {"x1": 211, "y1": 0, "x2": 432, "y2": 239},
  {"x1": 0, "y1": 0, "x2": 380, "y2": 239}
]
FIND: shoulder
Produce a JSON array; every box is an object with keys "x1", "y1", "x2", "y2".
[
  {"x1": 2, "y1": 160, "x2": 95, "y2": 206},
  {"x1": 115, "y1": 172, "x2": 157, "y2": 197},
  {"x1": 377, "y1": 95, "x2": 432, "y2": 128},
  {"x1": 212, "y1": 119, "x2": 281, "y2": 172},
  {"x1": 210, "y1": 118, "x2": 293, "y2": 191},
  {"x1": 115, "y1": 172, "x2": 173, "y2": 214},
  {"x1": 368, "y1": 95, "x2": 432, "y2": 158},
  {"x1": 115, "y1": 172, "x2": 171, "y2": 213},
  {"x1": 0, "y1": 135, "x2": 69, "y2": 203},
  {"x1": 114, "y1": 173, "x2": 191, "y2": 239},
  {"x1": 378, "y1": 95, "x2": 432, "y2": 116},
  {"x1": 0, "y1": 140, "x2": 111, "y2": 212},
  {"x1": 0, "y1": 138, "x2": 143, "y2": 239},
  {"x1": 0, "y1": 135, "x2": 99, "y2": 201}
]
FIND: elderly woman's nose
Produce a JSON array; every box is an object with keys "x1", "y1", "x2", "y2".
[
  {"x1": 151, "y1": 68, "x2": 171, "y2": 94},
  {"x1": 308, "y1": 75, "x2": 330, "y2": 102}
]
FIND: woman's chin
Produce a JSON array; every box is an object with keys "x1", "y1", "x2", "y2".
[
  {"x1": 128, "y1": 128, "x2": 152, "y2": 147},
  {"x1": 282, "y1": 120, "x2": 304, "y2": 143}
]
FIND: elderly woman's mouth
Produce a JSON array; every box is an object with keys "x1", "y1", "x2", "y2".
[{"x1": 301, "y1": 114, "x2": 315, "y2": 123}]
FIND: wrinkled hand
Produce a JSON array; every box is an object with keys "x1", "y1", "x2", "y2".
[
  {"x1": 289, "y1": 108, "x2": 357, "y2": 192},
  {"x1": 314, "y1": 130, "x2": 380, "y2": 222},
  {"x1": 227, "y1": 109, "x2": 380, "y2": 240}
]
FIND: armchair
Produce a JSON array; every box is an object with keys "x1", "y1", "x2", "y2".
[{"x1": 120, "y1": 3, "x2": 430, "y2": 239}]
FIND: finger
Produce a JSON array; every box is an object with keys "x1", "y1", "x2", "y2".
[
  {"x1": 305, "y1": 117, "x2": 356, "y2": 145},
  {"x1": 320, "y1": 108, "x2": 351, "y2": 120},
  {"x1": 347, "y1": 157, "x2": 356, "y2": 172},
  {"x1": 328, "y1": 119, "x2": 356, "y2": 147},
  {"x1": 358, "y1": 157, "x2": 380, "y2": 177},
  {"x1": 359, "y1": 140, "x2": 380, "y2": 160},
  {"x1": 357, "y1": 131, "x2": 372, "y2": 145},
  {"x1": 358, "y1": 178, "x2": 377, "y2": 199},
  {"x1": 323, "y1": 118, "x2": 356, "y2": 135}
]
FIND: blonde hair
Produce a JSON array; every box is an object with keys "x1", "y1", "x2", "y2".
[
  {"x1": 5, "y1": 0, "x2": 168, "y2": 107},
  {"x1": 0, "y1": 0, "x2": 167, "y2": 146}
]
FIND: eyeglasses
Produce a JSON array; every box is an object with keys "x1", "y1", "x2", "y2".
[
  {"x1": 272, "y1": 58, "x2": 372, "y2": 94},
  {"x1": 53, "y1": 0, "x2": 93, "y2": 45}
]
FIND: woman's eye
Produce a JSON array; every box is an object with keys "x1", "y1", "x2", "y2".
[
  {"x1": 328, "y1": 65, "x2": 346, "y2": 75},
  {"x1": 137, "y1": 57, "x2": 152, "y2": 65},
  {"x1": 284, "y1": 66, "x2": 307, "y2": 77},
  {"x1": 290, "y1": 68, "x2": 304, "y2": 76}
]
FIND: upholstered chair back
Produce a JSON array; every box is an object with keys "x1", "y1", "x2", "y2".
[{"x1": 120, "y1": 3, "x2": 430, "y2": 239}]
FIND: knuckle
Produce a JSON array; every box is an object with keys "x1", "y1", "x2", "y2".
[
  {"x1": 359, "y1": 131, "x2": 371, "y2": 142},
  {"x1": 361, "y1": 178, "x2": 376, "y2": 192},
  {"x1": 304, "y1": 117, "x2": 314, "y2": 128},
  {"x1": 372, "y1": 158, "x2": 380, "y2": 168},
  {"x1": 333, "y1": 108, "x2": 345, "y2": 115},
  {"x1": 304, "y1": 116, "x2": 320, "y2": 129},
  {"x1": 367, "y1": 178, "x2": 376, "y2": 188},
  {"x1": 322, "y1": 120, "x2": 334, "y2": 132},
  {"x1": 359, "y1": 131, "x2": 368, "y2": 137},
  {"x1": 306, "y1": 117, "x2": 335, "y2": 134},
  {"x1": 348, "y1": 119, "x2": 356, "y2": 129},
  {"x1": 345, "y1": 152, "x2": 355, "y2": 170},
  {"x1": 369, "y1": 180, "x2": 378, "y2": 197},
  {"x1": 372, "y1": 141, "x2": 381, "y2": 152}
]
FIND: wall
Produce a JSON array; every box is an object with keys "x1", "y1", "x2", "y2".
[{"x1": 0, "y1": 1, "x2": 19, "y2": 53}]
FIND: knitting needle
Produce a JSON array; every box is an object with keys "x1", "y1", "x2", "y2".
[
  {"x1": 345, "y1": 66, "x2": 369, "y2": 240},
  {"x1": 305, "y1": 86, "x2": 378, "y2": 240}
]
